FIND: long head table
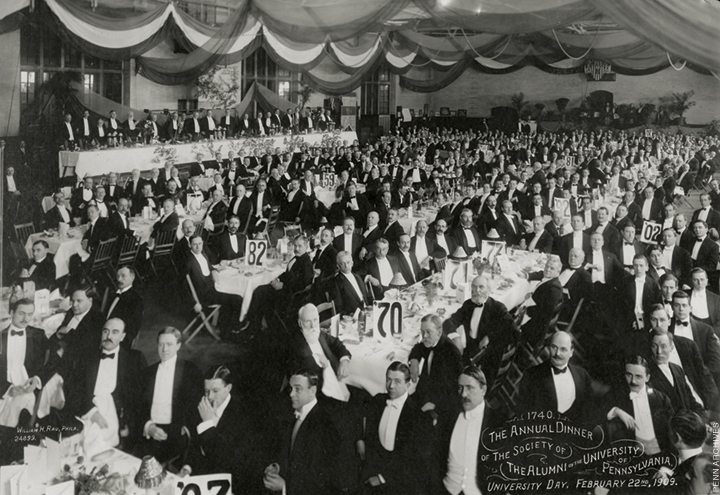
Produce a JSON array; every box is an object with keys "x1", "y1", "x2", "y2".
[{"x1": 59, "y1": 131, "x2": 358, "y2": 179}]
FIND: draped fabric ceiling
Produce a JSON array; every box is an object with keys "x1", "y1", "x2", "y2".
[{"x1": 3, "y1": 0, "x2": 719, "y2": 94}]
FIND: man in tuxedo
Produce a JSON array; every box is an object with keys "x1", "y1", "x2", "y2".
[
  {"x1": 689, "y1": 267, "x2": 720, "y2": 335},
  {"x1": 363, "y1": 238, "x2": 400, "y2": 299},
  {"x1": 75, "y1": 110, "x2": 92, "y2": 148},
  {"x1": 440, "y1": 365, "x2": 505, "y2": 495},
  {"x1": 657, "y1": 228, "x2": 692, "y2": 288},
  {"x1": 173, "y1": 219, "x2": 197, "y2": 273},
  {"x1": 670, "y1": 289, "x2": 720, "y2": 386},
  {"x1": 584, "y1": 232, "x2": 623, "y2": 303},
  {"x1": 133, "y1": 183, "x2": 159, "y2": 216},
  {"x1": 343, "y1": 182, "x2": 371, "y2": 229},
  {"x1": 240, "y1": 236, "x2": 314, "y2": 333},
  {"x1": 381, "y1": 208, "x2": 405, "y2": 249},
  {"x1": 613, "y1": 222, "x2": 644, "y2": 270},
  {"x1": 0, "y1": 300, "x2": 51, "y2": 462},
  {"x1": 411, "y1": 219, "x2": 447, "y2": 272},
  {"x1": 601, "y1": 356, "x2": 674, "y2": 455},
  {"x1": 249, "y1": 178, "x2": 273, "y2": 233},
  {"x1": 521, "y1": 256, "x2": 564, "y2": 347},
  {"x1": 311, "y1": 228, "x2": 339, "y2": 281},
  {"x1": 71, "y1": 176, "x2": 95, "y2": 219},
  {"x1": 124, "y1": 169, "x2": 145, "y2": 207},
  {"x1": 675, "y1": 214, "x2": 695, "y2": 252},
  {"x1": 554, "y1": 247, "x2": 594, "y2": 305},
  {"x1": 427, "y1": 217, "x2": 456, "y2": 258},
  {"x1": 648, "y1": 330, "x2": 705, "y2": 418},
  {"x1": 107, "y1": 197, "x2": 133, "y2": 240},
  {"x1": 201, "y1": 188, "x2": 228, "y2": 235},
  {"x1": 67, "y1": 205, "x2": 111, "y2": 288},
  {"x1": 452, "y1": 209, "x2": 482, "y2": 257},
  {"x1": 554, "y1": 214, "x2": 590, "y2": 266},
  {"x1": 200, "y1": 110, "x2": 217, "y2": 138},
  {"x1": 443, "y1": 276, "x2": 515, "y2": 383},
  {"x1": 590, "y1": 206, "x2": 620, "y2": 253},
  {"x1": 619, "y1": 254, "x2": 662, "y2": 330},
  {"x1": 332, "y1": 217, "x2": 363, "y2": 265},
  {"x1": 522, "y1": 192, "x2": 552, "y2": 222},
  {"x1": 137, "y1": 327, "x2": 203, "y2": 463},
  {"x1": 520, "y1": 216, "x2": 554, "y2": 253},
  {"x1": 194, "y1": 365, "x2": 261, "y2": 490},
  {"x1": 662, "y1": 411, "x2": 714, "y2": 494},
  {"x1": 263, "y1": 369, "x2": 340, "y2": 495},
  {"x1": 689, "y1": 219, "x2": 719, "y2": 274},
  {"x1": 544, "y1": 210, "x2": 565, "y2": 241},
  {"x1": 65, "y1": 318, "x2": 147, "y2": 448},
  {"x1": 184, "y1": 111, "x2": 202, "y2": 140},
  {"x1": 639, "y1": 185, "x2": 664, "y2": 224},
  {"x1": 163, "y1": 112, "x2": 181, "y2": 142},
  {"x1": 186, "y1": 236, "x2": 243, "y2": 335},
  {"x1": 226, "y1": 184, "x2": 252, "y2": 232},
  {"x1": 150, "y1": 199, "x2": 180, "y2": 243},
  {"x1": 333, "y1": 251, "x2": 372, "y2": 316},
  {"x1": 45, "y1": 191, "x2": 74, "y2": 229},
  {"x1": 209, "y1": 215, "x2": 246, "y2": 263},
  {"x1": 21, "y1": 240, "x2": 56, "y2": 291},
  {"x1": 494, "y1": 200, "x2": 523, "y2": 246},
  {"x1": 358, "y1": 211, "x2": 382, "y2": 260},
  {"x1": 359, "y1": 362, "x2": 436, "y2": 495},
  {"x1": 105, "y1": 267, "x2": 144, "y2": 348},
  {"x1": 409, "y1": 315, "x2": 462, "y2": 426},
  {"x1": 691, "y1": 192, "x2": 720, "y2": 233},
  {"x1": 518, "y1": 331, "x2": 594, "y2": 424},
  {"x1": 395, "y1": 234, "x2": 425, "y2": 286},
  {"x1": 648, "y1": 307, "x2": 718, "y2": 411},
  {"x1": 104, "y1": 172, "x2": 124, "y2": 206}
]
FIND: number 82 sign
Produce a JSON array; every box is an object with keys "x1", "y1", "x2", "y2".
[{"x1": 640, "y1": 221, "x2": 662, "y2": 244}]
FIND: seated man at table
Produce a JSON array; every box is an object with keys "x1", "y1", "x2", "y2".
[
  {"x1": 150, "y1": 198, "x2": 180, "y2": 244},
  {"x1": 44, "y1": 191, "x2": 74, "y2": 229},
  {"x1": 136, "y1": 327, "x2": 203, "y2": 464},
  {"x1": 395, "y1": 234, "x2": 426, "y2": 286},
  {"x1": 201, "y1": 188, "x2": 228, "y2": 235},
  {"x1": 443, "y1": 275, "x2": 516, "y2": 385},
  {"x1": 362, "y1": 238, "x2": 400, "y2": 299},
  {"x1": 312, "y1": 228, "x2": 339, "y2": 281},
  {"x1": 239, "y1": 235, "x2": 313, "y2": 335},
  {"x1": 411, "y1": 219, "x2": 447, "y2": 273},
  {"x1": 87, "y1": 184, "x2": 110, "y2": 218},
  {"x1": 105, "y1": 267, "x2": 144, "y2": 348},
  {"x1": 208, "y1": 215, "x2": 246, "y2": 264},
  {"x1": 520, "y1": 216, "x2": 554, "y2": 253},
  {"x1": 65, "y1": 318, "x2": 147, "y2": 450},
  {"x1": 451, "y1": 208, "x2": 482, "y2": 256},
  {"x1": 19, "y1": 240, "x2": 56, "y2": 291},
  {"x1": 67, "y1": 204, "x2": 112, "y2": 290},
  {"x1": 133, "y1": 183, "x2": 159, "y2": 216},
  {"x1": 409, "y1": 314, "x2": 462, "y2": 428},
  {"x1": 519, "y1": 255, "x2": 564, "y2": 347},
  {"x1": 333, "y1": 251, "x2": 372, "y2": 316},
  {"x1": 186, "y1": 235, "x2": 244, "y2": 336},
  {"x1": 0, "y1": 299, "x2": 52, "y2": 463},
  {"x1": 157, "y1": 177, "x2": 183, "y2": 207},
  {"x1": 71, "y1": 176, "x2": 95, "y2": 220},
  {"x1": 333, "y1": 217, "x2": 363, "y2": 265},
  {"x1": 183, "y1": 177, "x2": 207, "y2": 210}
]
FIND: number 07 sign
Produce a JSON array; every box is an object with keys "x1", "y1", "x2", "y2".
[
  {"x1": 640, "y1": 221, "x2": 662, "y2": 244},
  {"x1": 175, "y1": 473, "x2": 231, "y2": 495}
]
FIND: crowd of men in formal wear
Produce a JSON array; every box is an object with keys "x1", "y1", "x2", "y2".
[{"x1": 4, "y1": 121, "x2": 720, "y2": 494}]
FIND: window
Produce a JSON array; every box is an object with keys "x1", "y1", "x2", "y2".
[
  {"x1": 278, "y1": 81, "x2": 291, "y2": 99},
  {"x1": 20, "y1": 71, "x2": 35, "y2": 109},
  {"x1": 178, "y1": 99, "x2": 199, "y2": 112},
  {"x1": 241, "y1": 48, "x2": 298, "y2": 114},
  {"x1": 362, "y1": 65, "x2": 392, "y2": 115},
  {"x1": 83, "y1": 74, "x2": 96, "y2": 94}
]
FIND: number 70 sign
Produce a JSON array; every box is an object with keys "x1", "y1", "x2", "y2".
[{"x1": 373, "y1": 301, "x2": 403, "y2": 342}]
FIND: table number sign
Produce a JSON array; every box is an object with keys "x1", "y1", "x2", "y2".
[
  {"x1": 554, "y1": 198, "x2": 571, "y2": 220},
  {"x1": 640, "y1": 220, "x2": 662, "y2": 244},
  {"x1": 175, "y1": 473, "x2": 231, "y2": 495},
  {"x1": 372, "y1": 300, "x2": 402, "y2": 342},
  {"x1": 245, "y1": 239, "x2": 268, "y2": 266}
]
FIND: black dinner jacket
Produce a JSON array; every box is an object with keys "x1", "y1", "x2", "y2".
[
  {"x1": 527, "y1": 277, "x2": 563, "y2": 325},
  {"x1": 362, "y1": 255, "x2": 401, "y2": 299},
  {"x1": 618, "y1": 275, "x2": 662, "y2": 322},
  {"x1": 560, "y1": 267, "x2": 594, "y2": 303},
  {"x1": 186, "y1": 251, "x2": 217, "y2": 303},
  {"x1": 199, "y1": 116, "x2": 217, "y2": 136},
  {"x1": 408, "y1": 333, "x2": 463, "y2": 417},
  {"x1": 669, "y1": 317, "x2": 720, "y2": 385},
  {"x1": 105, "y1": 287, "x2": 144, "y2": 347},
  {"x1": 672, "y1": 335, "x2": 719, "y2": 410},
  {"x1": 103, "y1": 184, "x2": 125, "y2": 204},
  {"x1": 601, "y1": 386, "x2": 674, "y2": 452},
  {"x1": 360, "y1": 226, "x2": 383, "y2": 250},
  {"x1": 451, "y1": 225, "x2": 483, "y2": 256},
  {"x1": 648, "y1": 361, "x2": 705, "y2": 418},
  {"x1": 690, "y1": 237, "x2": 720, "y2": 274},
  {"x1": 522, "y1": 230, "x2": 554, "y2": 254},
  {"x1": 589, "y1": 222, "x2": 621, "y2": 252},
  {"x1": 494, "y1": 213, "x2": 524, "y2": 247},
  {"x1": 283, "y1": 328, "x2": 352, "y2": 378},
  {"x1": 611, "y1": 239, "x2": 645, "y2": 267},
  {"x1": 249, "y1": 190, "x2": 273, "y2": 219},
  {"x1": 82, "y1": 217, "x2": 112, "y2": 250},
  {"x1": 311, "y1": 244, "x2": 338, "y2": 280},
  {"x1": 203, "y1": 200, "x2": 228, "y2": 233},
  {"x1": 139, "y1": 358, "x2": 203, "y2": 435},
  {"x1": 554, "y1": 231, "x2": 591, "y2": 266},
  {"x1": 51, "y1": 308, "x2": 105, "y2": 379},
  {"x1": 151, "y1": 211, "x2": 180, "y2": 239},
  {"x1": 276, "y1": 403, "x2": 340, "y2": 495},
  {"x1": 26, "y1": 255, "x2": 57, "y2": 291},
  {"x1": 333, "y1": 271, "x2": 372, "y2": 316},
  {"x1": 410, "y1": 234, "x2": 447, "y2": 261},
  {"x1": 226, "y1": 195, "x2": 253, "y2": 232},
  {"x1": 397, "y1": 249, "x2": 426, "y2": 286},
  {"x1": 691, "y1": 207, "x2": 720, "y2": 232},
  {"x1": 107, "y1": 210, "x2": 133, "y2": 239},
  {"x1": 438, "y1": 404, "x2": 506, "y2": 492},
  {"x1": 690, "y1": 289, "x2": 720, "y2": 336},
  {"x1": 380, "y1": 221, "x2": 406, "y2": 250},
  {"x1": 0, "y1": 326, "x2": 50, "y2": 397},
  {"x1": 211, "y1": 230, "x2": 246, "y2": 263},
  {"x1": 361, "y1": 394, "x2": 435, "y2": 494},
  {"x1": 517, "y1": 361, "x2": 594, "y2": 424},
  {"x1": 332, "y1": 233, "x2": 364, "y2": 265},
  {"x1": 426, "y1": 231, "x2": 457, "y2": 258},
  {"x1": 44, "y1": 205, "x2": 75, "y2": 229},
  {"x1": 584, "y1": 249, "x2": 624, "y2": 288},
  {"x1": 278, "y1": 252, "x2": 314, "y2": 295},
  {"x1": 66, "y1": 345, "x2": 147, "y2": 433}
]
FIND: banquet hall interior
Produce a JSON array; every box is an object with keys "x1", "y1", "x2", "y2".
[{"x1": 0, "y1": 0, "x2": 719, "y2": 494}]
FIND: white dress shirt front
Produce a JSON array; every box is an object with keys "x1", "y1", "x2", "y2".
[
  {"x1": 93, "y1": 347, "x2": 120, "y2": 397},
  {"x1": 552, "y1": 367, "x2": 575, "y2": 414},
  {"x1": 444, "y1": 404, "x2": 484, "y2": 495},
  {"x1": 378, "y1": 392, "x2": 408, "y2": 451},
  {"x1": 690, "y1": 290, "x2": 710, "y2": 319},
  {"x1": 150, "y1": 355, "x2": 177, "y2": 425}
]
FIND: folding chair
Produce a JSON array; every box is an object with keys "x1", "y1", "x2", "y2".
[
  {"x1": 265, "y1": 206, "x2": 281, "y2": 238},
  {"x1": 82, "y1": 237, "x2": 118, "y2": 290},
  {"x1": 316, "y1": 300, "x2": 337, "y2": 328},
  {"x1": 182, "y1": 274, "x2": 222, "y2": 343},
  {"x1": 113, "y1": 235, "x2": 140, "y2": 272},
  {"x1": 149, "y1": 230, "x2": 177, "y2": 277},
  {"x1": 282, "y1": 223, "x2": 303, "y2": 239},
  {"x1": 14, "y1": 222, "x2": 36, "y2": 246}
]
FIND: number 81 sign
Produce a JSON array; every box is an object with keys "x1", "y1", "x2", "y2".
[{"x1": 640, "y1": 221, "x2": 662, "y2": 244}]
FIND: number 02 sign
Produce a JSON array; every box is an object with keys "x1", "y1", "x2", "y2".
[
  {"x1": 373, "y1": 301, "x2": 402, "y2": 342},
  {"x1": 245, "y1": 239, "x2": 268, "y2": 266},
  {"x1": 175, "y1": 474, "x2": 231, "y2": 495},
  {"x1": 640, "y1": 221, "x2": 662, "y2": 244}
]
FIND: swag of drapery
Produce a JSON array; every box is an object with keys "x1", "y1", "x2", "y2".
[{"x1": 3, "y1": 0, "x2": 719, "y2": 94}]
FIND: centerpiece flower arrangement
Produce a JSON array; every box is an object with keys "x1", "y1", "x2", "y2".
[{"x1": 51, "y1": 458, "x2": 126, "y2": 495}]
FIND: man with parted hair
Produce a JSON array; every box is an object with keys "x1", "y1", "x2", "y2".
[
  {"x1": 332, "y1": 251, "x2": 372, "y2": 316},
  {"x1": 264, "y1": 368, "x2": 340, "y2": 495},
  {"x1": 359, "y1": 361, "x2": 436, "y2": 494},
  {"x1": 20, "y1": 240, "x2": 56, "y2": 291},
  {"x1": 661, "y1": 410, "x2": 713, "y2": 493},
  {"x1": 517, "y1": 330, "x2": 594, "y2": 424},
  {"x1": 136, "y1": 327, "x2": 203, "y2": 463},
  {"x1": 409, "y1": 314, "x2": 462, "y2": 427},
  {"x1": 689, "y1": 219, "x2": 719, "y2": 274}
]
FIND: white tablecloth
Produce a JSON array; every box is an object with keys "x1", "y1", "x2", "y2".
[
  {"x1": 130, "y1": 212, "x2": 204, "y2": 245},
  {"x1": 59, "y1": 131, "x2": 358, "y2": 179},
  {"x1": 25, "y1": 226, "x2": 87, "y2": 279},
  {"x1": 340, "y1": 250, "x2": 547, "y2": 395},
  {"x1": 214, "y1": 259, "x2": 287, "y2": 320}
]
